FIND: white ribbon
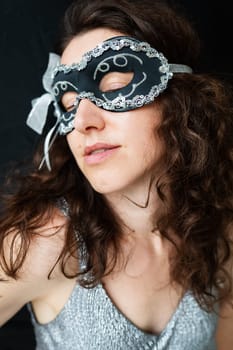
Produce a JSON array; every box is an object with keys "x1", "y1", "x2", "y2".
[
  {"x1": 26, "y1": 53, "x2": 61, "y2": 134},
  {"x1": 39, "y1": 119, "x2": 60, "y2": 171}
]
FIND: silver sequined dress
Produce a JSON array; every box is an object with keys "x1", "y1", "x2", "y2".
[
  {"x1": 29, "y1": 282, "x2": 218, "y2": 350},
  {"x1": 28, "y1": 199, "x2": 218, "y2": 349}
]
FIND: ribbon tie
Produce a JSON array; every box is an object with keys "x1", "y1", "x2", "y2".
[{"x1": 26, "y1": 53, "x2": 61, "y2": 134}]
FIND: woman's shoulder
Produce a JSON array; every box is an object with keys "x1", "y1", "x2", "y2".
[
  {"x1": 28, "y1": 205, "x2": 70, "y2": 271},
  {"x1": 0, "y1": 206, "x2": 74, "y2": 326}
]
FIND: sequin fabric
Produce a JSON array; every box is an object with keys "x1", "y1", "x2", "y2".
[{"x1": 28, "y1": 199, "x2": 218, "y2": 349}]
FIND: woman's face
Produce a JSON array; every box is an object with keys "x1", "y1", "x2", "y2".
[{"x1": 62, "y1": 28, "x2": 164, "y2": 195}]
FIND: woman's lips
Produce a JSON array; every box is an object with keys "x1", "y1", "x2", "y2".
[{"x1": 84, "y1": 143, "x2": 120, "y2": 164}]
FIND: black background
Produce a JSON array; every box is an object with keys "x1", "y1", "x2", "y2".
[{"x1": 0, "y1": 1, "x2": 232, "y2": 349}]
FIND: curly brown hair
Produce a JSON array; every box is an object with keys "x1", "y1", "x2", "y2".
[{"x1": 0, "y1": 0, "x2": 233, "y2": 311}]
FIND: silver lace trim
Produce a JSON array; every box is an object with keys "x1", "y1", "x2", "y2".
[{"x1": 53, "y1": 37, "x2": 171, "y2": 77}]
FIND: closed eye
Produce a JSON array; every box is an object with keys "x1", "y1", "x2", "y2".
[
  {"x1": 66, "y1": 102, "x2": 77, "y2": 112},
  {"x1": 99, "y1": 72, "x2": 133, "y2": 93},
  {"x1": 61, "y1": 92, "x2": 79, "y2": 112}
]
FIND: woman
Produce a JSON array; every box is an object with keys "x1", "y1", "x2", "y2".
[{"x1": 0, "y1": 0, "x2": 233, "y2": 348}]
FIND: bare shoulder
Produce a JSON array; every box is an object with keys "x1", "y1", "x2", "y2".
[
  {"x1": 3, "y1": 206, "x2": 69, "y2": 277},
  {"x1": 0, "y1": 207, "x2": 76, "y2": 326},
  {"x1": 27, "y1": 206, "x2": 70, "y2": 276},
  {"x1": 216, "y1": 300, "x2": 233, "y2": 349}
]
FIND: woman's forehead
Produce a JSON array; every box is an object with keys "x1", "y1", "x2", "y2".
[{"x1": 61, "y1": 28, "x2": 126, "y2": 65}]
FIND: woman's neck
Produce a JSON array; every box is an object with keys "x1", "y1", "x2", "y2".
[{"x1": 105, "y1": 177, "x2": 161, "y2": 236}]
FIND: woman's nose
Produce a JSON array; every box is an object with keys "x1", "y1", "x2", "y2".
[{"x1": 73, "y1": 98, "x2": 105, "y2": 134}]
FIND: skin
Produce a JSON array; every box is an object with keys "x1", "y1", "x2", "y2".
[
  {"x1": 0, "y1": 28, "x2": 232, "y2": 348},
  {"x1": 66, "y1": 98, "x2": 163, "y2": 197}
]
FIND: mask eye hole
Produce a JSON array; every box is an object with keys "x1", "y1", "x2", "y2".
[
  {"x1": 99, "y1": 72, "x2": 133, "y2": 93},
  {"x1": 60, "y1": 92, "x2": 79, "y2": 112}
]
